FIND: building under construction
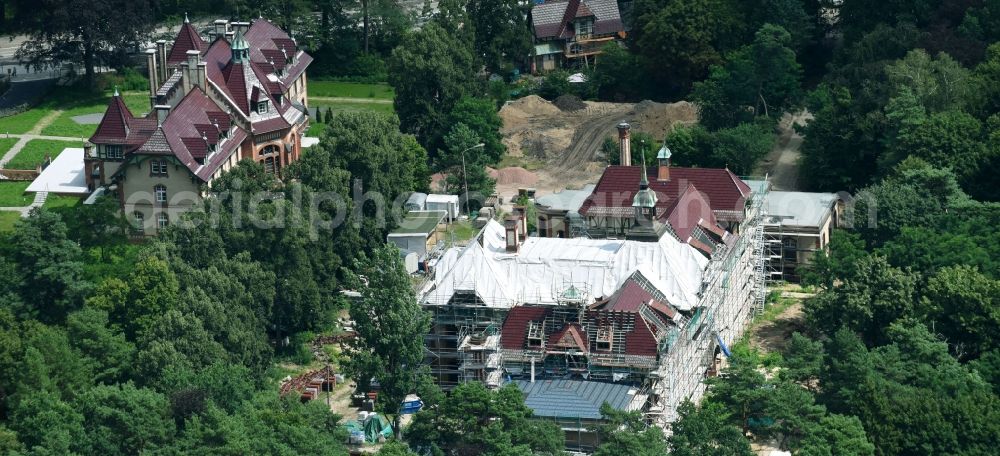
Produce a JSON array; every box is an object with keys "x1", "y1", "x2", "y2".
[{"x1": 418, "y1": 125, "x2": 770, "y2": 452}]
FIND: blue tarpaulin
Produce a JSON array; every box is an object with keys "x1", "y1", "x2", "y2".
[{"x1": 716, "y1": 333, "x2": 732, "y2": 357}]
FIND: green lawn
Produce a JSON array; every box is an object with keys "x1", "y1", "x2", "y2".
[
  {"x1": 313, "y1": 101, "x2": 396, "y2": 118},
  {"x1": 40, "y1": 104, "x2": 106, "y2": 138},
  {"x1": 43, "y1": 194, "x2": 82, "y2": 209},
  {"x1": 0, "y1": 181, "x2": 31, "y2": 207},
  {"x1": 309, "y1": 81, "x2": 394, "y2": 99},
  {"x1": 37, "y1": 85, "x2": 149, "y2": 138},
  {"x1": 0, "y1": 137, "x2": 19, "y2": 157},
  {"x1": 0, "y1": 109, "x2": 52, "y2": 135},
  {"x1": 5, "y1": 139, "x2": 79, "y2": 170},
  {"x1": 0, "y1": 211, "x2": 21, "y2": 232},
  {"x1": 121, "y1": 91, "x2": 151, "y2": 115}
]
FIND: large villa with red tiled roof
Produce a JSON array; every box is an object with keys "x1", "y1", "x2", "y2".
[
  {"x1": 85, "y1": 17, "x2": 311, "y2": 235},
  {"x1": 418, "y1": 122, "x2": 769, "y2": 451}
]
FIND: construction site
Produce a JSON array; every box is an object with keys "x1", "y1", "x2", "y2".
[{"x1": 418, "y1": 121, "x2": 775, "y2": 452}]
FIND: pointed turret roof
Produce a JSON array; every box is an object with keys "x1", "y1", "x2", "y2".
[
  {"x1": 167, "y1": 19, "x2": 207, "y2": 66},
  {"x1": 632, "y1": 157, "x2": 657, "y2": 209},
  {"x1": 89, "y1": 92, "x2": 134, "y2": 145}
]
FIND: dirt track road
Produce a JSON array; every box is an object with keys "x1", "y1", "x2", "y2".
[{"x1": 755, "y1": 111, "x2": 812, "y2": 191}]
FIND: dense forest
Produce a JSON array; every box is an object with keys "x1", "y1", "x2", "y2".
[{"x1": 0, "y1": 0, "x2": 998, "y2": 455}]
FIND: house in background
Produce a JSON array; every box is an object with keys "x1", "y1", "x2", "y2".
[
  {"x1": 387, "y1": 210, "x2": 448, "y2": 264},
  {"x1": 531, "y1": 0, "x2": 626, "y2": 72},
  {"x1": 535, "y1": 184, "x2": 595, "y2": 238},
  {"x1": 85, "y1": 16, "x2": 312, "y2": 235},
  {"x1": 761, "y1": 189, "x2": 843, "y2": 282}
]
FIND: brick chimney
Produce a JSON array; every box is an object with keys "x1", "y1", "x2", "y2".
[
  {"x1": 213, "y1": 19, "x2": 229, "y2": 40},
  {"x1": 184, "y1": 50, "x2": 205, "y2": 90},
  {"x1": 145, "y1": 49, "x2": 158, "y2": 99},
  {"x1": 154, "y1": 105, "x2": 171, "y2": 126},
  {"x1": 505, "y1": 215, "x2": 523, "y2": 253},
  {"x1": 155, "y1": 40, "x2": 168, "y2": 82},
  {"x1": 617, "y1": 121, "x2": 631, "y2": 166}
]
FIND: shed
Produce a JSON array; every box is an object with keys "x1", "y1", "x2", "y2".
[
  {"x1": 405, "y1": 192, "x2": 428, "y2": 212},
  {"x1": 387, "y1": 210, "x2": 448, "y2": 260},
  {"x1": 426, "y1": 194, "x2": 460, "y2": 220}
]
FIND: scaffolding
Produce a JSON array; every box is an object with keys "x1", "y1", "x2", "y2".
[
  {"x1": 425, "y1": 301, "x2": 508, "y2": 390},
  {"x1": 421, "y1": 173, "x2": 773, "y2": 432}
]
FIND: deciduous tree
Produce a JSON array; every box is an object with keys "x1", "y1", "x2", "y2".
[{"x1": 343, "y1": 244, "x2": 432, "y2": 436}]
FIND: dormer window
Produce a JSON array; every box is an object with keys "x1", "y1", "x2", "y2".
[
  {"x1": 256, "y1": 100, "x2": 268, "y2": 114},
  {"x1": 596, "y1": 325, "x2": 613, "y2": 351},
  {"x1": 527, "y1": 321, "x2": 544, "y2": 348},
  {"x1": 577, "y1": 20, "x2": 593, "y2": 39}
]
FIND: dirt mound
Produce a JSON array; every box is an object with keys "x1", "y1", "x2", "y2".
[
  {"x1": 633, "y1": 100, "x2": 699, "y2": 136},
  {"x1": 488, "y1": 167, "x2": 540, "y2": 186},
  {"x1": 500, "y1": 95, "x2": 561, "y2": 130},
  {"x1": 554, "y1": 94, "x2": 586, "y2": 112}
]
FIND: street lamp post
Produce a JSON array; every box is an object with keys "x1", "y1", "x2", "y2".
[{"x1": 460, "y1": 143, "x2": 485, "y2": 217}]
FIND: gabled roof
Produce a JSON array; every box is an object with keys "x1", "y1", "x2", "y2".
[
  {"x1": 662, "y1": 184, "x2": 720, "y2": 241},
  {"x1": 532, "y1": 0, "x2": 624, "y2": 40},
  {"x1": 549, "y1": 323, "x2": 588, "y2": 351},
  {"x1": 245, "y1": 19, "x2": 312, "y2": 87},
  {"x1": 579, "y1": 166, "x2": 752, "y2": 222},
  {"x1": 167, "y1": 21, "x2": 207, "y2": 66},
  {"x1": 147, "y1": 87, "x2": 245, "y2": 180}
]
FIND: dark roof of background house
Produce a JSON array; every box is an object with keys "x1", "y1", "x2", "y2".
[
  {"x1": 515, "y1": 379, "x2": 637, "y2": 419},
  {"x1": 532, "y1": 0, "x2": 623, "y2": 40}
]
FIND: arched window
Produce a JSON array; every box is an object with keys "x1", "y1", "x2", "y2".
[
  {"x1": 263, "y1": 156, "x2": 277, "y2": 174},
  {"x1": 154, "y1": 185, "x2": 167, "y2": 203},
  {"x1": 261, "y1": 145, "x2": 280, "y2": 156}
]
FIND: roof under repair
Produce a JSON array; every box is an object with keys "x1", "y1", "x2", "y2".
[{"x1": 420, "y1": 219, "x2": 709, "y2": 311}]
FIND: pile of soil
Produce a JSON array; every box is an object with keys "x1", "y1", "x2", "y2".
[
  {"x1": 500, "y1": 95, "x2": 561, "y2": 130},
  {"x1": 488, "y1": 167, "x2": 540, "y2": 186},
  {"x1": 553, "y1": 94, "x2": 586, "y2": 112},
  {"x1": 633, "y1": 100, "x2": 699, "y2": 135}
]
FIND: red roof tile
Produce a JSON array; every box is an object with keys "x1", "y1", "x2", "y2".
[
  {"x1": 579, "y1": 166, "x2": 751, "y2": 221},
  {"x1": 501, "y1": 306, "x2": 551, "y2": 350},
  {"x1": 220, "y1": 61, "x2": 250, "y2": 114},
  {"x1": 602, "y1": 280, "x2": 653, "y2": 312},
  {"x1": 167, "y1": 22, "x2": 206, "y2": 66},
  {"x1": 664, "y1": 184, "x2": 719, "y2": 241},
  {"x1": 548, "y1": 323, "x2": 588, "y2": 351},
  {"x1": 624, "y1": 318, "x2": 658, "y2": 356},
  {"x1": 89, "y1": 95, "x2": 133, "y2": 144}
]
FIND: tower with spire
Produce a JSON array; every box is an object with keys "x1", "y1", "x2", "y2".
[
  {"x1": 231, "y1": 30, "x2": 250, "y2": 64},
  {"x1": 626, "y1": 157, "x2": 667, "y2": 242}
]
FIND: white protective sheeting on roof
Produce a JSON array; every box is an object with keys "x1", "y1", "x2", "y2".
[
  {"x1": 26, "y1": 148, "x2": 88, "y2": 194},
  {"x1": 422, "y1": 220, "x2": 708, "y2": 311}
]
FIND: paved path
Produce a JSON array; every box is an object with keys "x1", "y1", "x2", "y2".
[
  {"x1": 0, "y1": 124, "x2": 79, "y2": 169},
  {"x1": 0, "y1": 191, "x2": 47, "y2": 217}
]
